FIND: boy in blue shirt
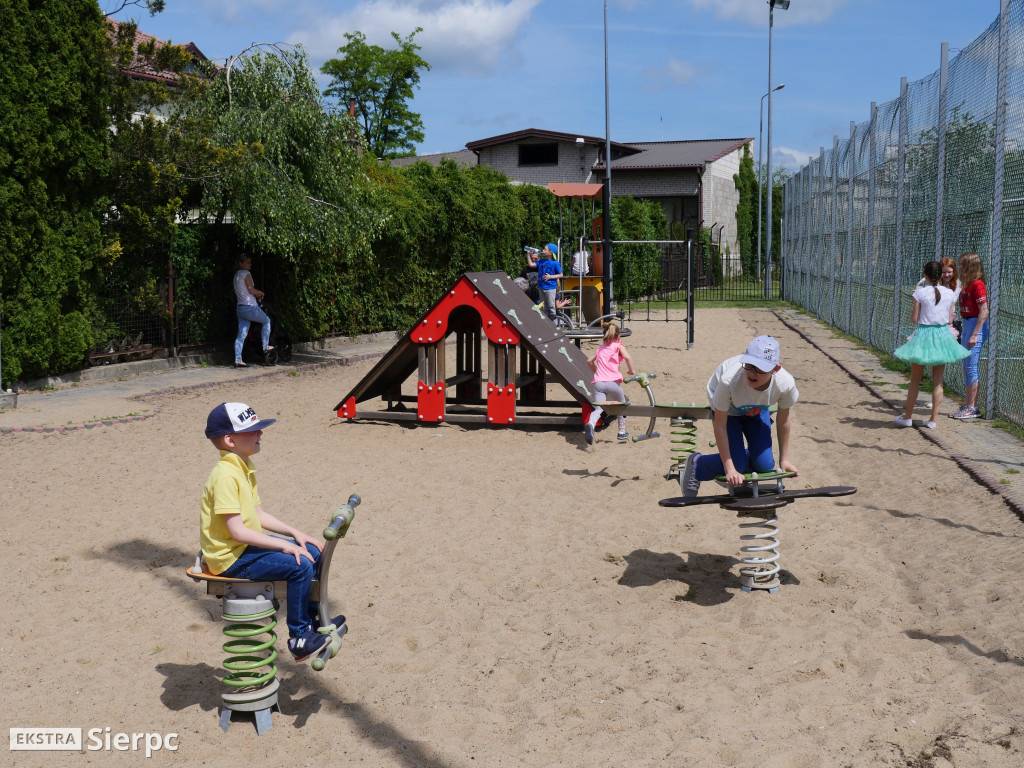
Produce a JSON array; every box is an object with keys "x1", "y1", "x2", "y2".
[
  {"x1": 528, "y1": 243, "x2": 564, "y2": 320},
  {"x1": 680, "y1": 336, "x2": 800, "y2": 497}
]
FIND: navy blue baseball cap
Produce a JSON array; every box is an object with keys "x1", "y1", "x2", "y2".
[{"x1": 205, "y1": 402, "x2": 277, "y2": 438}]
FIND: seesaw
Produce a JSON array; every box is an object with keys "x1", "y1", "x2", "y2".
[
  {"x1": 659, "y1": 472, "x2": 857, "y2": 593},
  {"x1": 593, "y1": 372, "x2": 711, "y2": 445},
  {"x1": 660, "y1": 485, "x2": 857, "y2": 509}
]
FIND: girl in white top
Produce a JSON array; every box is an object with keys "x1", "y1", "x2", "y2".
[{"x1": 894, "y1": 261, "x2": 969, "y2": 429}]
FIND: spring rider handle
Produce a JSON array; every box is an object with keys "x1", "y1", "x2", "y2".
[
  {"x1": 622, "y1": 372, "x2": 659, "y2": 442},
  {"x1": 311, "y1": 494, "x2": 360, "y2": 671}
]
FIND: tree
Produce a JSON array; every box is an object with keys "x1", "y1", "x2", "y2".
[
  {"x1": 103, "y1": 17, "x2": 200, "y2": 294},
  {"x1": 321, "y1": 29, "x2": 431, "y2": 159},
  {"x1": 733, "y1": 143, "x2": 757, "y2": 276},
  {"x1": 179, "y1": 44, "x2": 383, "y2": 338},
  {"x1": 0, "y1": 0, "x2": 111, "y2": 385}
]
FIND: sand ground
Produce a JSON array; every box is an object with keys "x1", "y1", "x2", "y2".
[{"x1": 2, "y1": 307, "x2": 1022, "y2": 767}]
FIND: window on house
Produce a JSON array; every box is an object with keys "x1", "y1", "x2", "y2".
[{"x1": 518, "y1": 143, "x2": 558, "y2": 166}]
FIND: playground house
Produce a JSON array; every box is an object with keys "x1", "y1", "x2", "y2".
[{"x1": 394, "y1": 129, "x2": 753, "y2": 258}]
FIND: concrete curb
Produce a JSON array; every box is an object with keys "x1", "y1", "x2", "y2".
[
  {"x1": 775, "y1": 310, "x2": 1024, "y2": 521},
  {"x1": 0, "y1": 413, "x2": 157, "y2": 435},
  {"x1": 0, "y1": 348, "x2": 390, "y2": 436}
]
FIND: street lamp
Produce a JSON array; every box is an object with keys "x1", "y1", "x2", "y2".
[
  {"x1": 757, "y1": 83, "x2": 784, "y2": 281},
  {"x1": 765, "y1": 0, "x2": 790, "y2": 298}
]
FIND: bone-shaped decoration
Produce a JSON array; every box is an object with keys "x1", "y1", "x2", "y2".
[
  {"x1": 531, "y1": 303, "x2": 545, "y2": 318},
  {"x1": 508, "y1": 309, "x2": 523, "y2": 326},
  {"x1": 558, "y1": 346, "x2": 573, "y2": 363},
  {"x1": 576, "y1": 380, "x2": 592, "y2": 398},
  {"x1": 492, "y1": 278, "x2": 507, "y2": 295}
]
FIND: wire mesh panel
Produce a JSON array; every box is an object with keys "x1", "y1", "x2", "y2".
[{"x1": 781, "y1": 1, "x2": 1023, "y2": 426}]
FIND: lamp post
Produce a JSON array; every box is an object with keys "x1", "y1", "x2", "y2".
[
  {"x1": 765, "y1": 0, "x2": 790, "y2": 298},
  {"x1": 757, "y1": 83, "x2": 784, "y2": 281}
]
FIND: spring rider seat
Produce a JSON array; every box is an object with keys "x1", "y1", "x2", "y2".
[{"x1": 186, "y1": 494, "x2": 360, "y2": 734}]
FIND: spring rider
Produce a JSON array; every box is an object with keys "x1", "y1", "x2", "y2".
[{"x1": 186, "y1": 495, "x2": 360, "y2": 734}]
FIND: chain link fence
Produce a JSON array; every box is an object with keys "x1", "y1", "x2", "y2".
[{"x1": 782, "y1": 0, "x2": 1024, "y2": 428}]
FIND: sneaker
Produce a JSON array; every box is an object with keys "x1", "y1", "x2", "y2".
[
  {"x1": 681, "y1": 452, "x2": 702, "y2": 498},
  {"x1": 960, "y1": 406, "x2": 981, "y2": 420},
  {"x1": 893, "y1": 416, "x2": 913, "y2": 427},
  {"x1": 288, "y1": 630, "x2": 330, "y2": 661},
  {"x1": 617, "y1": 431, "x2": 631, "y2": 442},
  {"x1": 584, "y1": 423, "x2": 595, "y2": 445},
  {"x1": 314, "y1": 614, "x2": 346, "y2": 633},
  {"x1": 923, "y1": 420, "x2": 937, "y2": 429},
  {"x1": 949, "y1": 405, "x2": 972, "y2": 420}
]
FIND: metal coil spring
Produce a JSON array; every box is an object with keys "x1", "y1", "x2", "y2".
[
  {"x1": 669, "y1": 416, "x2": 697, "y2": 475},
  {"x1": 222, "y1": 606, "x2": 278, "y2": 689},
  {"x1": 739, "y1": 515, "x2": 781, "y2": 592}
]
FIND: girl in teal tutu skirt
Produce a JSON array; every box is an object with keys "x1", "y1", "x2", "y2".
[{"x1": 894, "y1": 261, "x2": 970, "y2": 429}]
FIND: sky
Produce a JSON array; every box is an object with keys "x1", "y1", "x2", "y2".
[{"x1": 108, "y1": 0, "x2": 1006, "y2": 172}]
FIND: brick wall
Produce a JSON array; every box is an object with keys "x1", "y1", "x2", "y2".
[{"x1": 477, "y1": 140, "x2": 601, "y2": 185}]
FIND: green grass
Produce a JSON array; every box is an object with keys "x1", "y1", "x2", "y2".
[
  {"x1": 622, "y1": 296, "x2": 793, "y2": 311},
  {"x1": 992, "y1": 419, "x2": 1024, "y2": 443}
]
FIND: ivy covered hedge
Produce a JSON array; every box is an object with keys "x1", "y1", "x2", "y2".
[{"x1": 0, "y1": 0, "x2": 110, "y2": 385}]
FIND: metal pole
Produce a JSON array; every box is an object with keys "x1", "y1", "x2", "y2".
[
  {"x1": 829, "y1": 135, "x2": 839, "y2": 327},
  {"x1": 846, "y1": 121, "x2": 856, "y2": 333},
  {"x1": 894, "y1": 77, "x2": 908, "y2": 355},
  {"x1": 602, "y1": 0, "x2": 614, "y2": 316},
  {"x1": 987, "y1": 0, "x2": 1009, "y2": 418},
  {"x1": 758, "y1": 95, "x2": 765, "y2": 281},
  {"x1": 770, "y1": 4, "x2": 774, "y2": 299},
  {"x1": 866, "y1": 102, "x2": 878, "y2": 347},
  {"x1": 936, "y1": 42, "x2": 948, "y2": 261},
  {"x1": 686, "y1": 228, "x2": 695, "y2": 349},
  {"x1": 798, "y1": 167, "x2": 806, "y2": 306},
  {"x1": 817, "y1": 146, "x2": 826, "y2": 317}
]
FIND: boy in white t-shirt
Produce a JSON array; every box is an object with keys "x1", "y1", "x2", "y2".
[{"x1": 680, "y1": 335, "x2": 799, "y2": 497}]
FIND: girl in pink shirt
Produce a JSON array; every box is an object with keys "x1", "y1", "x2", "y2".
[{"x1": 584, "y1": 322, "x2": 635, "y2": 444}]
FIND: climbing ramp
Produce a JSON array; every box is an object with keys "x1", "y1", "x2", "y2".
[{"x1": 333, "y1": 272, "x2": 599, "y2": 426}]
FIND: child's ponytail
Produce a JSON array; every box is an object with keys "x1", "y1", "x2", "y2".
[
  {"x1": 923, "y1": 261, "x2": 942, "y2": 304},
  {"x1": 602, "y1": 320, "x2": 621, "y2": 343}
]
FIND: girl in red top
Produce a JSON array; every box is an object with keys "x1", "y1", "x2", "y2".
[
  {"x1": 952, "y1": 252, "x2": 989, "y2": 419},
  {"x1": 583, "y1": 321, "x2": 635, "y2": 444}
]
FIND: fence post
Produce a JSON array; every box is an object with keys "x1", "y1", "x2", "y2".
[
  {"x1": 847, "y1": 121, "x2": 856, "y2": 333},
  {"x1": 686, "y1": 228, "x2": 695, "y2": 350},
  {"x1": 936, "y1": 42, "x2": 948, "y2": 262},
  {"x1": 987, "y1": 0, "x2": 1009, "y2": 418},
  {"x1": 829, "y1": 136, "x2": 839, "y2": 326},
  {"x1": 867, "y1": 102, "x2": 878, "y2": 348},
  {"x1": 782, "y1": 182, "x2": 790, "y2": 299},
  {"x1": 817, "y1": 146, "x2": 827, "y2": 318},
  {"x1": 803, "y1": 164, "x2": 810, "y2": 308},
  {"x1": 803, "y1": 161, "x2": 811, "y2": 310},
  {"x1": 894, "y1": 77, "x2": 908, "y2": 354}
]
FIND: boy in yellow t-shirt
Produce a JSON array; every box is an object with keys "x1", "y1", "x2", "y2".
[{"x1": 200, "y1": 402, "x2": 341, "y2": 661}]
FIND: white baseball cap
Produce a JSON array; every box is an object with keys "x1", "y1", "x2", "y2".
[
  {"x1": 205, "y1": 402, "x2": 277, "y2": 438},
  {"x1": 739, "y1": 335, "x2": 780, "y2": 372}
]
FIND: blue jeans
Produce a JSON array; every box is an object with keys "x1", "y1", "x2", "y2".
[
  {"x1": 696, "y1": 410, "x2": 775, "y2": 481},
  {"x1": 235, "y1": 304, "x2": 271, "y2": 363},
  {"x1": 221, "y1": 541, "x2": 320, "y2": 637},
  {"x1": 960, "y1": 316, "x2": 989, "y2": 386},
  {"x1": 541, "y1": 288, "x2": 557, "y2": 320}
]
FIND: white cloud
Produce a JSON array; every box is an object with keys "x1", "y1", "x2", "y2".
[
  {"x1": 289, "y1": 0, "x2": 543, "y2": 76},
  {"x1": 642, "y1": 57, "x2": 699, "y2": 92},
  {"x1": 773, "y1": 145, "x2": 816, "y2": 169},
  {"x1": 686, "y1": 0, "x2": 848, "y2": 27}
]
